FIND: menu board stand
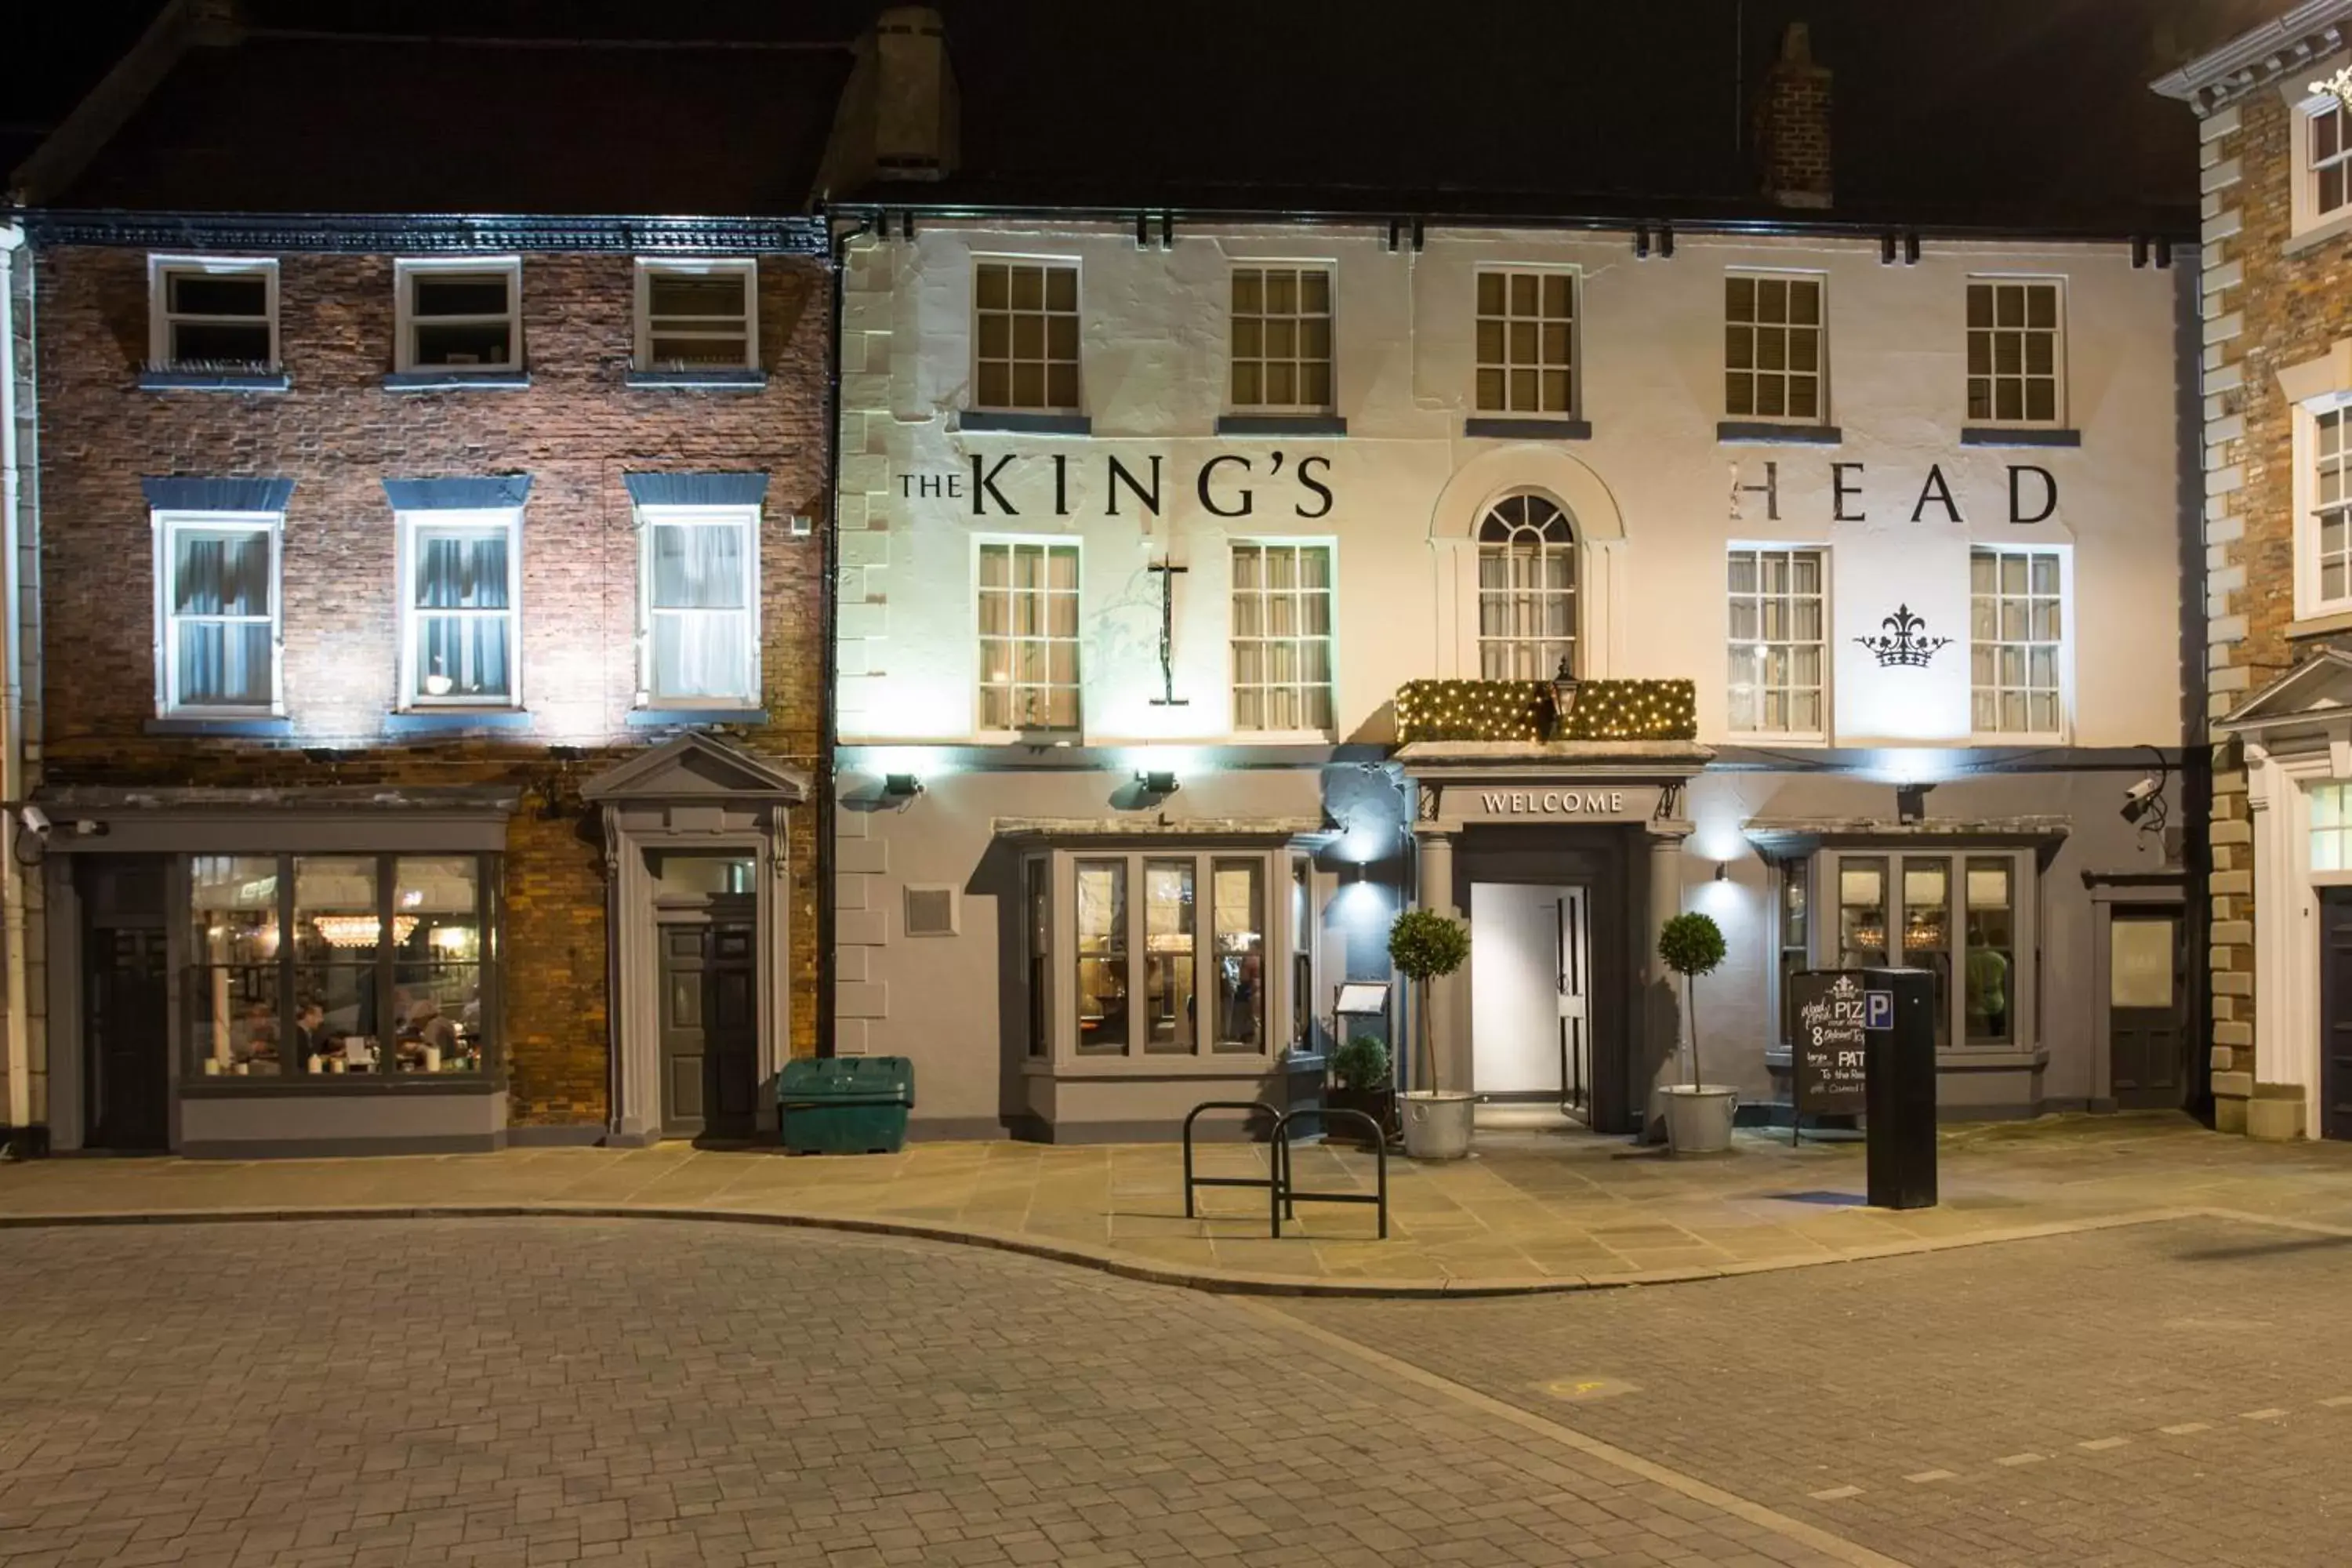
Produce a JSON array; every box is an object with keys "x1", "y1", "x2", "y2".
[{"x1": 1789, "y1": 969, "x2": 1870, "y2": 1145}]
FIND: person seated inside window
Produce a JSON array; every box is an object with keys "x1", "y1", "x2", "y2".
[
  {"x1": 239, "y1": 998, "x2": 280, "y2": 1072},
  {"x1": 291, "y1": 999, "x2": 329, "y2": 1071},
  {"x1": 399, "y1": 995, "x2": 462, "y2": 1072}
]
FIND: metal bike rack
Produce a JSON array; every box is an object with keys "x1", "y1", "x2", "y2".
[{"x1": 1182, "y1": 1098, "x2": 1388, "y2": 1242}]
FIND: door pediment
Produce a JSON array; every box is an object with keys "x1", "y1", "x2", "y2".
[
  {"x1": 584, "y1": 733, "x2": 808, "y2": 805},
  {"x1": 2219, "y1": 648, "x2": 2352, "y2": 744}
]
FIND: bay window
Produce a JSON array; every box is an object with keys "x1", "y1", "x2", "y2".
[{"x1": 1809, "y1": 848, "x2": 2034, "y2": 1054}]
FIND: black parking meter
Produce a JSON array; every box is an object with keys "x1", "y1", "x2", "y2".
[{"x1": 1860, "y1": 967, "x2": 1936, "y2": 1209}]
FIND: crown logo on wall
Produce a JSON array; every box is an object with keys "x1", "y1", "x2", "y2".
[{"x1": 1853, "y1": 604, "x2": 1951, "y2": 669}]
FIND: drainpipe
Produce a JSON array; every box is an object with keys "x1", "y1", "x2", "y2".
[
  {"x1": 0, "y1": 221, "x2": 30, "y2": 1149},
  {"x1": 819, "y1": 216, "x2": 872, "y2": 1058}
]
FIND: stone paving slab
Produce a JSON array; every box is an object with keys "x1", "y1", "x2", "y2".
[{"x1": 0, "y1": 1113, "x2": 2347, "y2": 1295}]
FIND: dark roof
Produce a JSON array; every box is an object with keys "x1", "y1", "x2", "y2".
[{"x1": 47, "y1": 31, "x2": 851, "y2": 215}]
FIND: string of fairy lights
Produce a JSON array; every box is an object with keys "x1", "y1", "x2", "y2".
[{"x1": 1394, "y1": 679, "x2": 1698, "y2": 743}]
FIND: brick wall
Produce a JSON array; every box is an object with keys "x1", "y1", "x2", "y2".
[
  {"x1": 31, "y1": 245, "x2": 833, "y2": 1125},
  {"x1": 1755, "y1": 27, "x2": 1833, "y2": 209}
]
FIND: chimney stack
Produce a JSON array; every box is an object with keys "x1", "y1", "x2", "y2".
[
  {"x1": 1754, "y1": 23, "x2": 1831, "y2": 210},
  {"x1": 870, "y1": 5, "x2": 960, "y2": 182}
]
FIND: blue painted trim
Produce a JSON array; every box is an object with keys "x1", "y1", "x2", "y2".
[
  {"x1": 380, "y1": 475, "x2": 532, "y2": 511},
  {"x1": 138, "y1": 370, "x2": 291, "y2": 393},
  {"x1": 1717, "y1": 421, "x2": 1843, "y2": 445},
  {"x1": 626, "y1": 708, "x2": 768, "y2": 727},
  {"x1": 621, "y1": 473, "x2": 770, "y2": 508},
  {"x1": 1465, "y1": 416, "x2": 1593, "y2": 441},
  {"x1": 143, "y1": 717, "x2": 292, "y2": 738},
  {"x1": 139, "y1": 477, "x2": 294, "y2": 514},
  {"x1": 1214, "y1": 414, "x2": 1348, "y2": 437},
  {"x1": 956, "y1": 411, "x2": 1094, "y2": 436},
  {"x1": 1960, "y1": 426, "x2": 2082, "y2": 448},
  {"x1": 383, "y1": 372, "x2": 532, "y2": 393},
  {"x1": 625, "y1": 368, "x2": 768, "y2": 390},
  {"x1": 383, "y1": 710, "x2": 534, "y2": 735}
]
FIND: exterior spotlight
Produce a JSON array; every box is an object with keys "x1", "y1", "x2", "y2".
[
  {"x1": 882, "y1": 773, "x2": 924, "y2": 800},
  {"x1": 1137, "y1": 770, "x2": 1180, "y2": 796},
  {"x1": 1548, "y1": 657, "x2": 1581, "y2": 735}
]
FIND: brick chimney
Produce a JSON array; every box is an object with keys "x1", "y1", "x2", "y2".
[
  {"x1": 870, "y1": 5, "x2": 960, "y2": 182},
  {"x1": 1754, "y1": 23, "x2": 1831, "y2": 210}
]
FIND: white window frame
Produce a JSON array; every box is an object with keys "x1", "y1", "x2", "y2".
[
  {"x1": 1475, "y1": 493, "x2": 1580, "y2": 681},
  {"x1": 152, "y1": 509, "x2": 284, "y2": 718},
  {"x1": 2294, "y1": 393, "x2": 2352, "y2": 620},
  {"x1": 634, "y1": 503, "x2": 761, "y2": 710},
  {"x1": 1965, "y1": 277, "x2": 2066, "y2": 429},
  {"x1": 394, "y1": 256, "x2": 523, "y2": 374},
  {"x1": 147, "y1": 256, "x2": 280, "y2": 371},
  {"x1": 1229, "y1": 539, "x2": 1337, "y2": 740},
  {"x1": 395, "y1": 506, "x2": 524, "y2": 710},
  {"x1": 1474, "y1": 266, "x2": 1579, "y2": 417},
  {"x1": 1724, "y1": 269, "x2": 1828, "y2": 425},
  {"x1": 975, "y1": 537, "x2": 1082, "y2": 738},
  {"x1": 1228, "y1": 261, "x2": 1336, "y2": 414},
  {"x1": 1726, "y1": 544, "x2": 1828, "y2": 741},
  {"x1": 2300, "y1": 91, "x2": 2352, "y2": 236},
  {"x1": 1969, "y1": 546, "x2": 2069, "y2": 742},
  {"x1": 971, "y1": 256, "x2": 1082, "y2": 414},
  {"x1": 632, "y1": 257, "x2": 758, "y2": 372},
  {"x1": 1812, "y1": 848, "x2": 2038, "y2": 1056}
]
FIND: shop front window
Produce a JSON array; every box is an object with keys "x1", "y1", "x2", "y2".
[
  {"x1": 1143, "y1": 859, "x2": 1197, "y2": 1053},
  {"x1": 1290, "y1": 856, "x2": 1315, "y2": 1052},
  {"x1": 1777, "y1": 858, "x2": 1809, "y2": 1047},
  {"x1": 1964, "y1": 858, "x2": 2014, "y2": 1044},
  {"x1": 1025, "y1": 857, "x2": 1051, "y2": 1058},
  {"x1": 1836, "y1": 858, "x2": 1887, "y2": 967},
  {"x1": 190, "y1": 851, "x2": 496, "y2": 1081},
  {"x1": 1212, "y1": 860, "x2": 1265, "y2": 1051},
  {"x1": 1825, "y1": 849, "x2": 2031, "y2": 1054},
  {"x1": 1901, "y1": 858, "x2": 1951, "y2": 1051},
  {"x1": 1075, "y1": 860, "x2": 1128, "y2": 1054}
]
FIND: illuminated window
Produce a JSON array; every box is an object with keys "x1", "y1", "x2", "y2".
[
  {"x1": 1725, "y1": 272, "x2": 1824, "y2": 422},
  {"x1": 633, "y1": 259, "x2": 756, "y2": 372},
  {"x1": 977, "y1": 541, "x2": 1080, "y2": 733},
  {"x1": 1230, "y1": 265, "x2": 1334, "y2": 412},
  {"x1": 1727, "y1": 546, "x2": 1825, "y2": 735},
  {"x1": 1058, "y1": 850, "x2": 1285, "y2": 1059},
  {"x1": 155, "y1": 510, "x2": 281, "y2": 716},
  {"x1": 1475, "y1": 270, "x2": 1576, "y2": 416},
  {"x1": 1969, "y1": 547, "x2": 2063, "y2": 735},
  {"x1": 1230, "y1": 543, "x2": 1334, "y2": 734},
  {"x1": 974, "y1": 260, "x2": 1079, "y2": 412},
  {"x1": 637, "y1": 505, "x2": 757, "y2": 708},
  {"x1": 1965, "y1": 279, "x2": 2063, "y2": 426},
  {"x1": 398, "y1": 507, "x2": 522, "y2": 708},
  {"x1": 1477, "y1": 495, "x2": 1576, "y2": 681},
  {"x1": 2313, "y1": 783, "x2": 2352, "y2": 871}
]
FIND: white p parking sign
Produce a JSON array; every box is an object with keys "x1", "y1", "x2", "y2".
[{"x1": 1864, "y1": 990, "x2": 1894, "y2": 1030}]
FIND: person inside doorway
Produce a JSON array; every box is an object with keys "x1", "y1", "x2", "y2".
[{"x1": 1965, "y1": 915, "x2": 2009, "y2": 1039}]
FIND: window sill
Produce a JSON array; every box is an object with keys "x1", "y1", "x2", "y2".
[
  {"x1": 1718, "y1": 421, "x2": 1842, "y2": 445},
  {"x1": 181, "y1": 1073, "x2": 503, "y2": 1097},
  {"x1": 1215, "y1": 414, "x2": 1348, "y2": 437},
  {"x1": 957, "y1": 410, "x2": 1092, "y2": 436},
  {"x1": 1967, "y1": 731, "x2": 2067, "y2": 748},
  {"x1": 1465, "y1": 416, "x2": 1592, "y2": 441},
  {"x1": 1959, "y1": 426, "x2": 2081, "y2": 448},
  {"x1": 1231, "y1": 731, "x2": 1335, "y2": 746},
  {"x1": 2284, "y1": 208, "x2": 2352, "y2": 257},
  {"x1": 1728, "y1": 731, "x2": 1828, "y2": 748},
  {"x1": 1933, "y1": 1047, "x2": 2049, "y2": 1071},
  {"x1": 2287, "y1": 608, "x2": 2352, "y2": 639},
  {"x1": 626, "y1": 368, "x2": 768, "y2": 391},
  {"x1": 383, "y1": 370, "x2": 531, "y2": 392},
  {"x1": 1028, "y1": 1054, "x2": 1282, "y2": 1079},
  {"x1": 385, "y1": 709, "x2": 533, "y2": 735},
  {"x1": 627, "y1": 707, "x2": 766, "y2": 727},
  {"x1": 138, "y1": 369, "x2": 290, "y2": 393},
  {"x1": 146, "y1": 716, "x2": 291, "y2": 738}
]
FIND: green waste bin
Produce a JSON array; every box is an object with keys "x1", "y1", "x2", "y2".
[{"x1": 779, "y1": 1056, "x2": 914, "y2": 1154}]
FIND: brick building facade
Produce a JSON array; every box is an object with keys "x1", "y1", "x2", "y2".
[{"x1": 2159, "y1": 2, "x2": 2352, "y2": 1143}]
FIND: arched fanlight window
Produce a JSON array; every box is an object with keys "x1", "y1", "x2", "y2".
[{"x1": 1476, "y1": 494, "x2": 1577, "y2": 680}]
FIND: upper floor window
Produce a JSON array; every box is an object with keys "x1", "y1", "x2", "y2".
[
  {"x1": 638, "y1": 505, "x2": 759, "y2": 709},
  {"x1": 974, "y1": 260, "x2": 1078, "y2": 412},
  {"x1": 395, "y1": 258, "x2": 521, "y2": 373},
  {"x1": 1229, "y1": 265, "x2": 1334, "y2": 412},
  {"x1": 634, "y1": 259, "x2": 757, "y2": 372},
  {"x1": 149, "y1": 257, "x2": 278, "y2": 371},
  {"x1": 2315, "y1": 99, "x2": 2352, "y2": 223},
  {"x1": 1965, "y1": 279, "x2": 2063, "y2": 426},
  {"x1": 1725, "y1": 272, "x2": 1824, "y2": 423},
  {"x1": 1475, "y1": 270, "x2": 1576, "y2": 416},
  {"x1": 1969, "y1": 547, "x2": 2063, "y2": 736},
  {"x1": 155, "y1": 510, "x2": 281, "y2": 716},
  {"x1": 1726, "y1": 546, "x2": 1825, "y2": 735},
  {"x1": 977, "y1": 541, "x2": 1079, "y2": 733},
  {"x1": 1476, "y1": 495, "x2": 1576, "y2": 681},
  {"x1": 2307, "y1": 405, "x2": 2352, "y2": 614},
  {"x1": 398, "y1": 507, "x2": 521, "y2": 707},
  {"x1": 1231, "y1": 543, "x2": 1334, "y2": 735}
]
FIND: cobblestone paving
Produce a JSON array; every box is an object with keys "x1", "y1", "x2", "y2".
[
  {"x1": 0, "y1": 1219, "x2": 1865, "y2": 1568},
  {"x1": 1294, "y1": 1217, "x2": 2352, "y2": 1567}
]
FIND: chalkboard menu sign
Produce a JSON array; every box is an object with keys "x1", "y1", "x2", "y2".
[{"x1": 1791, "y1": 969, "x2": 1869, "y2": 1124}]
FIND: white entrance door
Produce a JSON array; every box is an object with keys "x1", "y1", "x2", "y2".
[{"x1": 1469, "y1": 881, "x2": 1591, "y2": 1103}]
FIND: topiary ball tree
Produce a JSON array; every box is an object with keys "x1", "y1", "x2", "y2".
[
  {"x1": 1389, "y1": 909, "x2": 1471, "y2": 1096},
  {"x1": 1657, "y1": 911, "x2": 1728, "y2": 1088}
]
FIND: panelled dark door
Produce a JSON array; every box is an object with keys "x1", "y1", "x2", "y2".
[
  {"x1": 87, "y1": 924, "x2": 169, "y2": 1150},
  {"x1": 2320, "y1": 891, "x2": 2352, "y2": 1141},
  {"x1": 2108, "y1": 912, "x2": 2184, "y2": 1111},
  {"x1": 659, "y1": 920, "x2": 758, "y2": 1139}
]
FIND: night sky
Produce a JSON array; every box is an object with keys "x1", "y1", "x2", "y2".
[{"x1": 5, "y1": 0, "x2": 2294, "y2": 227}]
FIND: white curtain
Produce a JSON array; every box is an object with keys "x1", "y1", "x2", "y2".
[{"x1": 651, "y1": 521, "x2": 749, "y2": 701}]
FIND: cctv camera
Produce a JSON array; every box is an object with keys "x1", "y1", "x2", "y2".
[
  {"x1": 2123, "y1": 777, "x2": 2159, "y2": 805},
  {"x1": 17, "y1": 806, "x2": 51, "y2": 838},
  {"x1": 2119, "y1": 777, "x2": 2163, "y2": 826}
]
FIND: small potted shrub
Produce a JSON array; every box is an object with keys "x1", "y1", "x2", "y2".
[
  {"x1": 1327, "y1": 1035, "x2": 1394, "y2": 1145},
  {"x1": 1390, "y1": 908, "x2": 1474, "y2": 1160},
  {"x1": 1657, "y1": 910, "x2": 1736, "y2": 1155}
]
